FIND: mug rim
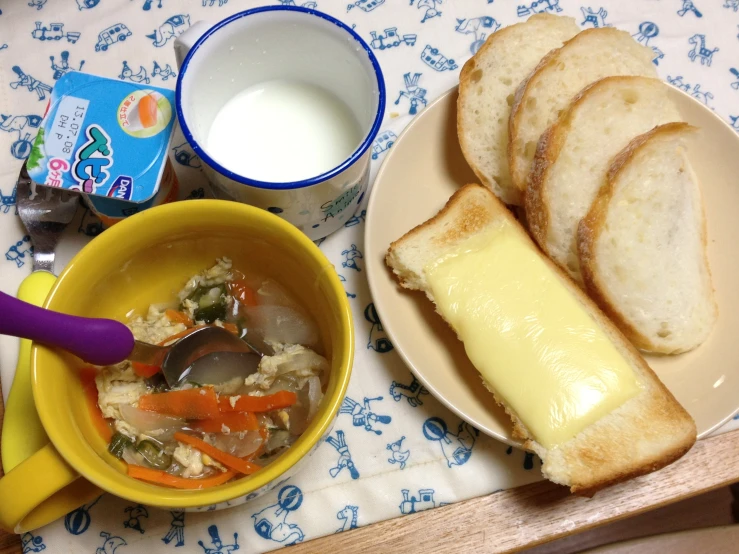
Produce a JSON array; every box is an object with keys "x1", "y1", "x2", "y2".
[{"x1": 175, "y1": 5, "x2": 386, "y2": 191}]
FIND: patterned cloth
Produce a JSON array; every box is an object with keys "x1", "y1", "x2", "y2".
[{"x1": 1, "y1": 0, "x2": 738, "y2": 552}]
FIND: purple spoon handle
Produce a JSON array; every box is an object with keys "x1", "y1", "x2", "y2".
[{"x1": 0, "y1": 290, "x2": 135, "y2": 366}]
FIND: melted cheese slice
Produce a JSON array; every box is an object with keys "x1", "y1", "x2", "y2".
[{"x1": 425, "y1": 221, "x2": 642, "y2": 449}]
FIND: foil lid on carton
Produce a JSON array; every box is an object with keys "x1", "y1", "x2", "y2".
[{"x1": 26, "y1": 71, "x2": 176, "y2": 204}]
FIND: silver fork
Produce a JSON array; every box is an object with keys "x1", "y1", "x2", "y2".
[{"x1": 15, "y1": 161, "x2": 79, "y2": 273}]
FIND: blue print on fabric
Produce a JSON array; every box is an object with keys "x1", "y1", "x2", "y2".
[
  {"x1": 0, "y1": 113, "x2": 41, "y2": 160},
  {"x1": 197, "y1": 525, "x2": 238, "y2": 554},
  {"x1": 399, "y1": 488, "x2": 450, "y2": 514},
  {"x1": 32, "y1": 22, "x2": 80, "y2": 44},
  {"x1": 340, "y1": 396, "x2": 392, "y2": 434},
  {"x1": 371, "y1": 130, "x2": 397, "y2": 160},
  {"x1": 632, "y1": 22, "x2": 663, "y2": 66},
  {"x1": 146, "y1": 15, "x2": 190, "y2": 48},
  {"x1": 580, "y1": 7, "x2": 610, "y2": 28},
  {"x1": 95, "y1": 531, "x2": 127, "y2": 554},
  {"x1": 688, "y1": 34, "x2": 719, "y2": 66},
  {"x1": 161, "y1": 510, "x2": 185, "y2": 547},
  {"x1": 64, "y1": 496, "x2": 102, "y2": 535},
  {"x1": 335, "y1": 505, "x2": 359, "y2": 533},
  {"x1": 252, "y1": 485, "x2": 305, "y2": 546},
  {"x1": 5, "y1": 235, "x2": 33, "y2": 268},
  {"x1": 517, "y1": 0, "x2": 562, "y2": 18},
  {"x1": 50, "y1": 51, "x2": 85, "y2": 80},
  {"x1": 347, "y1": 0, "x2": 385, "y2": 13},
  {"x1": 78, "y1": 208, "x2": 104, "y2": 237},
  {"x1": 730, "y1": 68, "x2": 739, "y2": 90},
  {"x1": 364, "y1": 302, "x2": 393, "y2": 353},
  {"x1": 395, "y1": 72, "x2": 427, "y2": 115},
  {"x1": 123, "y1": 504, "x2": 149, "y2": 534},
  {"x1": 172, "y1": 142, "x2": 202, "y2": 169},
  {"x1": 21, "y1": 532, "x2": 45, "y2": 553},
  {"x1": 410, "y1": 0, "x2": 442, "y2": 24},
  {"x1": 341, "y1": 243, "x2": 363, "y2": 271},
  {"x1": 338, "y1": 274, "x2": 356, "y2": 298},
  {"x1": 506, "y1": 446, "x2": 540, "y2": 470},
  {"x1": 152, "y1": 61, "x2": 177, "y2": 81},
  {"x1": 9, "y1": 66, "x2": 52, "y2": 101},
  {"x1": 76, "y1": 0, "x2": 101, "y2": 10},
  {"x1": 119, "y1": 61, "x2": 150, "y2": 84},
  {"x1": 423, "y1": 417, "x2": 478, "y2": 468},
  {"x1": 677, "y1": 0, "x2": 703, "y2": 17},
  {"x1": 0, "y1": 184, "x2": 16, "y2": 214},
  {"x1": 386, "y1": 436, "x2": 410, "y2": 469},
  {"x1": 28, "y1": 0, "x2": 47, "y2": 9},
  {"x1": 94, "y1": 24, "x2": 131, "y2": 52},
  {"x1": 730, "y1": 115, "x2": 739, "y2": 131},
  {"x1": 278, "y1": 1, "x2": 319, "y2": 8},
  {"x1": 390, "y1": 375, "x2": 429, "y2": 407},
  {"x1": 326, "y1": 429, "x2": 360, "y2": 479},
  {"x1": 345, "y1": 209, "x2": 366, "y2": 227},
  {"x1": 455, "y1": 17, "x2": 500, "y2": 55},
  {"x1": 421, "y1": 45, "x2": 457, "y2": 71},
  {"x1": 667, "y1": 75, "x2": 714, "y2": 108},
  {"x1": 369, "y1": 28, "x2": 417, "y2": 50}
]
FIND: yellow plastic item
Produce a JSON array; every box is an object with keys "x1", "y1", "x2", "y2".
[
  {"x1": 1, "y1": 271, "x2": 56, "y2": 472},
  {"x1": 0, "y1": 199, "x2": 353, "y2": 533},
  {"x1": 425, "y1": 220, "x2": 642, "y2": 449}
]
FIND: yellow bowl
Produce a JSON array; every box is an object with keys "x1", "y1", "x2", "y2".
[{"x1": 3, "y1": 199, "x2": 353, "y2": 531}]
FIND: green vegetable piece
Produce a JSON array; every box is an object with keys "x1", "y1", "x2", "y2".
[
  {"x1": 136, "y1": 440, "x2": 173, "y2": 470},
  {"x1": 194, "y1": 303, "x2": 227, "y2": 324},
  {"x1": 108, "y1": 432, "x2": 133, "y2": 459}
]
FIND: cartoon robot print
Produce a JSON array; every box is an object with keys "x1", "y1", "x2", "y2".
[
  {"x1": 161, "y1": 510, "x2": 185, "y2": 547},
  {"x1": 387, "y1": 436, "x2": 410, "y2": 469},
  {"x1": 390, "y1": 374, "x2": 429, "y2": 407},
  {"x1": 335, "y1": 505, "x2": 359, "y2": 533},
  {"x1": 64, "y1": 496, "x2": 102, "y2": 535},
  {"x1": 325, "y1": 430, "x2": 360, "y2": 479},
  {"x1": 147, "y1": 14, "x2": 190, "y2": 47},
  {"x1": 678, "y1": 0, "x2": 703, "y2": 17},
  {"x1": 50, "y1": 51, "x2": 84, "y2": 80},
  {"x1": 21, "y1": 532, "x2": 45, "y2": 553},
  {"x1": 364, "y1": 302, "x2": 393, "y2": 353},
  {"x1": 9, "y1": 66, "x2": 52, "y2": 101},
  {"x1": 423, "y1": 417, "x2": 479, "y2": 467},
  {"x1": 455, "y1": 16, "x2": 501, "y2": 54},
  {"x1": 410, "y1": 0, "x2": 442, "y2": 24},
  {"x1": 172, "y1": 141, "x2": 202, "y2": 169},
  {"x1": 252, "y1": 485, "x2": 305, "y2": 545},
  {"x1": 5, "y1": 235, "x2": 33, "y2": 268},
  {"x1": 341, "y1": 243, "x2": 363, "y2": 271},
  {"x1": 123, "y1": 504, "x2": 149, "y2": 534},
  {"x1": 395, "y1": 72, "x2": 428, "y2": 115},
  {"x1": 197, "y1": 525, "x2": 238, "y2": 553},
  {"x1": 688, "y1": 34, "x2": 718, "y2": 66},
  {"x1": 339, "y1": 396, "x2": 392, "y2": 434},
  {"x1": 0, "y1": 113, "x2": 42, "y2": 160},
  {"x1": 580, "y1": 7, "x2": 610, "y2": 28},
  {"x1": 95, "y1": 532, "x2": 127, "y2": 554},
  {"x1": 119, "y1": 61, "x2": 150, "y2": 84}
]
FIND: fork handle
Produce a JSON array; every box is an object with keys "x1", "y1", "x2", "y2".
[{"x1": 0, "y1": 291, "x2": 134, "y2": 366}]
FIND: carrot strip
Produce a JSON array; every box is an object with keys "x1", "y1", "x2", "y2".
[
  {"x1": 79, "y1": 367, "x2": 113, "y2": 442},
  {"x1": 138, "y1": 387, "x2": 219, "y2": 420},
  {"x1": 218, "y1": 391, "x2": 298, "y2": 413},
  {"x1": 190, "y1": 411, "x2": 259, "y2": 433},
  {"x1": 157, "y1": 325, "x2": 206, "y2": 346},
  {"x1": 127, "y1": 464, "x2": 236, "y2": 489},
  {"x1": 132, "y1": 362, "x2": 161, "y2": 379},
  {"x1": 165, "y1": 309, "x2": 193, "y2": 327},
  {"x1": 174, "y1": 432, "x2": 262, "y2": 475},
  {"x1": 228, "y1": 279, "x2": 258, "y2": 307},
  {"x1": 222, "y1": 322, "x2": 239, "y2": 335}
]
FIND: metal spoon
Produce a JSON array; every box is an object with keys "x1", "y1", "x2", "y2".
[{"x1": 0, "y1": 292, "x2": 261, "y2": 387}]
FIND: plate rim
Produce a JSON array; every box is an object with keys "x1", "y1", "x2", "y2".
[{"x1": 365, "y1": 83, "x2": 739, "y2": 446}]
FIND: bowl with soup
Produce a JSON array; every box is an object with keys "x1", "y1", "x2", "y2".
[{"x1": 1, "y1": 199, "x2": 353, "y2": 531}]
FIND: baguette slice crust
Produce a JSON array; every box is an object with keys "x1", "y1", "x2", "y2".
[
  {"x1": 457, "y1": 13, "x2": 579, "y2": 206},
  {"x1": 386, "y1": 184, "x2": 696, "y2": 496},
  {"x1": 508, "y1": 28, "x2": 657, "y2": 193},
  {"x1": 578, "y1": 123, "x2": 718, "y2": 354},
  {"x1": 525, "y1": 76, "x2": 682, "y2": 283}
]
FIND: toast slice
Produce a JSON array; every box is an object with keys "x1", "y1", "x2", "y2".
[
  {"x1": 386, "y1": 184, "x2": 696, "y2": 496},
  {"x1": 457, "y1": 14, "x2": 579, "y2": 206},
  {"x1": 578, "y1": 123, "x2": 718, "y2": 354},
  {"x1": 525, "y1": 76, "x2": 682, "y2": 283},
  {"x1": 508, "y1": 28, "x2": 657, "y2": 193}
]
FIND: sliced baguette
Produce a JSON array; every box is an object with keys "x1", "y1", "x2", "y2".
[
  {"x1": 457, "y1": 13, "x2": 579, "y2": 206},
  {"x1": 525, "y1": 76, "x2": 682, "y2": 283},
  {"x1": 386, "y1": 184, "x2": 696, "y2": 496},
  {"x1": 508, "y1": 28, "x2": 657, "y2": 193},
  {"x1": 578, "y1": 123, "x2": 717, "y2": 354}
]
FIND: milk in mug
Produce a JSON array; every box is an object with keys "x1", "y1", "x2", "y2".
[{"x1": 206, "y1": 79, "x2": 363, "y2": 183}]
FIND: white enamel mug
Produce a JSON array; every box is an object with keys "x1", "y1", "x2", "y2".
[{"x1": 174, "y1": 6, "x2": 385, "y2": 240}]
